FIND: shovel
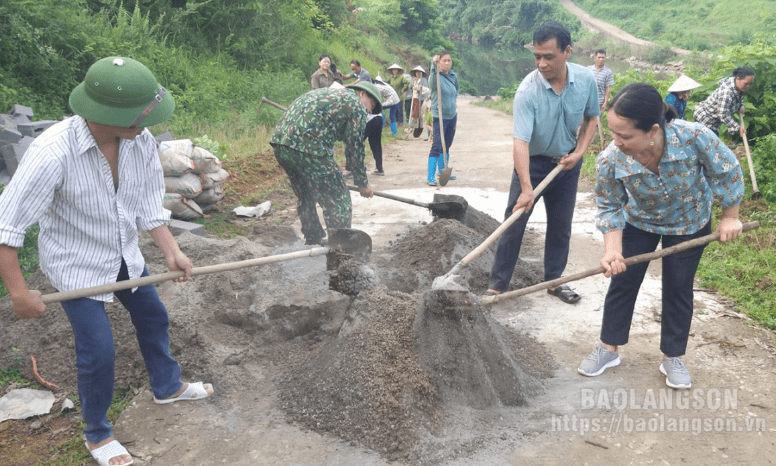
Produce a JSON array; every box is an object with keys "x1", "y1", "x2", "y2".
[
  {"x1": 738, "y1": 114, "x2": 761, "y2": 199},
  {"x1": 409, "y1": 96, "x2": 424, "y2": 138},
  {"x1": 347, "y1": 185, "x2": 466, "y2": 221},
  {"x1": 40, "y1": 229, "x2": 371, "y2": 305},
  {"x1": 481, "y1": 221, "x2": 760, "y2": 305},
  {"x1": 432, "y1": 164, "x2": 565, "y2": 290},
  {"x1": 434, "y1": 64, "x2": 453, "y2": 186}
]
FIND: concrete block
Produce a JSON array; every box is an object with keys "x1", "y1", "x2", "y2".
[
  {"x1": 168, "y1": 219, "x2": 205, "y2": 237},
  {"x1": 9, "y1": 105, "x2": 33, "y2": 122},
  {"x1": 17, "y1": 120, "x2": 57, "y2": 138},
  {"x1": 0, "y1": 114, "x2": 18, "y2": 131},
  {"x1": 155, "y1": 132, "x2": 175, "y2": 144},
  {"x1": 0, "y1": 128, "x2": 22, "y2": 144},
  {"x1": 1, "y1": 136, "x2": 34, "y2": 177}
]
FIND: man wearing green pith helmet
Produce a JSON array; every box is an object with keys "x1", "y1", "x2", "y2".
[
  {"x1": 0, "y1": 56, "x2": 213, "y2": 466},
  {"x1": 270, "y1": 83, "x2": 379, "y2": 245}
]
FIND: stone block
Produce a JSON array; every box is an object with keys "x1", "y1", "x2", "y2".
[
  {"x1": 0, "y1": 127, "x2": 23, "y2": 144},
  {"x1": 1, "y1": 136, "x2": 34, "y2": 177},
  {"x1": 9, "y1": 104, "x2": 33, "y2": 122},
  {"x1": 0, "y1": 114, "x2": 18, "y2": 131},
  {"x1": 155, "y1": 131, "x2": 175, "y2": 144},
  {"x1": 17, "y1": 120, "x2": 57, "y2": 138},
  {"x1": 168, "y1": 219, "x2": 205, "y2": 237}
]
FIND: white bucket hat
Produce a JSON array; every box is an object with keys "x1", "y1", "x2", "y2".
[
  {"x1": 387, "y1": 63, "x2": 404, "y2": 72},
  {"x1": 667, "y1": 75, "x2": 701, "y2": 93}
]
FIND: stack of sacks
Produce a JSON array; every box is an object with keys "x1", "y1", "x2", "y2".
[{"x1": 158, "y1": 139, "x2": 229, "y2": 220}]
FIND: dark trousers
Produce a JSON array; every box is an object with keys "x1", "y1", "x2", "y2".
[
  {"x1": 428, "y1": 115, "x2": 457, "y2": 159},
  {"x1": 403, "y1": 99, "x2": 412, "y2": 123},
  {"x1": 601, "y1": 220, "x2": 711, "y2": 357},
  {"x1": 489, "y1": 156, "x2": 581, "y2": 291},
  {"x1": 365, "y1": 116, "x2": 383, "y2": 171}
]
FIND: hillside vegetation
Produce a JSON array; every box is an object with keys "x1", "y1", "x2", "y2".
[{"x1": 572, "y1": 0, "x2": 776, "y2": 51}]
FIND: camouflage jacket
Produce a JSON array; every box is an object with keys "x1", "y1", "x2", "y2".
[{"x1": 271, "y1": 88, "x2": 369, "y2": 186}]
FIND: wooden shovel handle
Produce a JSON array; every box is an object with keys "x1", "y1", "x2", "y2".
[
  {"x1": 261, "y1": 97, "x2": 288, "y2": 112},
  {"x1": 482, "y1": 221, "x2": 760, "y2": 304},
  {"x1": 347, "y1": 185, "x2": 429, "y2": 208},
  {"x1": 447, "y1": 163, "x2": 565, "y2": 275},
  {"x1": 435, "y1": 64, "x2": 447, "y2": 155},
  {"x1": 40, "y1": 248, "x2": 329, "y2": 304},
  {"x1": 738, "y1": 113, "x2": 759, "y2": 194}
]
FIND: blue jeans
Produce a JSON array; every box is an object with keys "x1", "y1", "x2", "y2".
[
  {"x1": 600, "y1": 220, "x2": 711, "y2": 357},
  {"x1": 489, "y1": 156, "x2": 581, "y2": 291},
  {"x1": 62, "y1": 260, "x2": 182, "y2": 444},
  {"x1": 429, "y1": 115, "x2": 457, "y2": 159},
  {"x1": 388, "y1": 103, "x2": 400, "y2": 125}
]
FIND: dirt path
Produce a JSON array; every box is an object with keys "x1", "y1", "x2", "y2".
[
  {"x1": 557, "y1": 0, "x2": 692, "y2": 56},
  {"x1": 2, "y1": 97, "x2": 774, "y2": 465}
]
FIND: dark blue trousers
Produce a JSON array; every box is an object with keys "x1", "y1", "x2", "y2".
[
  {"x1": 600, "y1": 220, "x2": 711, "y2": 357},
  {"x1": 489, "y1": 156, "x2": 581, "y2": 291},
  {"x1": 428, "y1": 115, "x2": 457, "y2": 159}
]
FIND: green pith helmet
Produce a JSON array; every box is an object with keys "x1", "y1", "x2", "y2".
[
  {"x1": 350, "y1": 82, "x2": 383, "y2": 115},
  {"x1": 69, "y1": 57, "x2": 175, "y2": 128}
]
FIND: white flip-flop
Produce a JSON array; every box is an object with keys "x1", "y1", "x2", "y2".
[
  {"x1": 87, "y1": 439, "x2": 133, "y2": 466},
  {"x1": 153, "y1": 381, "x2": 213, "y2": 405}
]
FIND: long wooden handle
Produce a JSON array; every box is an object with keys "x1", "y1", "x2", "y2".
[
  {"x1": 261, "y1": 97, "x2": 288, "y2": 112},
  {"x1": 41, "y1": 247, "x2": 329, "y2": 304},
  {"x1": 738, "y1": 114, "x2": 759, "y2": 193},
  {"x1": 435, "y1": 64, "x2": 447, "y2": 155},
  {"x1": 446, "y1": 164, "x2": 565, "y2": 276},
  {"x1": 597, "y1": 115, "x2": 605, "y2": 152},
  {"x1": 347, "y1": 185, "x2": 429, "y2": 208},
  {"x1": 482, "y1": 221, "x2": 760, "y2": 304}
]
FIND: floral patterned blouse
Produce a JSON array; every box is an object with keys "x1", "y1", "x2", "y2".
[{"x1": 596, "y1": 119, "x2": 744, "y2": 235}]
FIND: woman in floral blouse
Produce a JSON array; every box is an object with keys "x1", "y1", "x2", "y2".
[{"x1": 578, "y1": 83, "x2": 744, "y2": 390}]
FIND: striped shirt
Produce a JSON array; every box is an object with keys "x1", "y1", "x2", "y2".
[
  {"x1": 596, "y1": 119, "x2": 744, "y2": 235},
  {"x1": 587, "y1": 64, "x2": 614, "y2": 106},
  {"x1": 0, "y1": 116, "x2": 170, "y2": 301}
]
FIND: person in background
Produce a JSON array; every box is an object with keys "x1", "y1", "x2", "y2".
[
  {"x1": 426, "y1": 50, "x2": 459, "y2": 186},
  {"x1": 408, "y1": 66, "x2": 429, "y2": 135},
  {"x1": 694, "y1": 67, "x2": 754, "y2": 137},
  {"x1": 310, "y1": 53, "x2": 343, "y2": 89},
  {"x1": 0, "y1": 56, "x2": 214, "y2": 466},
  {"x1": 402, "y1": 71, "x2": 414, "y2": 126},
  {"x1": 484, "y1": 21, "x2": 599, "y2": 303},
  {"x1": 664, "y1": 74, "x2": 701, "y2": 120},
  {"x1": 270, "y1": 83, "x2": 380, "y2": 245},
  {"x1": 369, "y1": 79, "x2": 402, "y2": 175},
  {"x1": 385, "y1": 64, "x2": 409, "y2": 136},
  {"x1": 342, "y1": 59, "x2": 372, "y2": 86},
  {"x1": 588, "y1": 49, "x2": 614, "y2": 112},
  {"x1": 578, "y1": 83, "x2": 744, "y2": 389}
]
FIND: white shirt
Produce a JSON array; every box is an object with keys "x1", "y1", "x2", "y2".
[{"x1": 0, "y1": 116, "x2": 170, "y2": 301}]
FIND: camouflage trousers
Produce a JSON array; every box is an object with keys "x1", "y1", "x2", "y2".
[{"x1": 272, "y1": 145, "x2": 351, "y2": 244}]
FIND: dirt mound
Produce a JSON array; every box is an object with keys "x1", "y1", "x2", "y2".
[{"x1": 377, "y1": 218, "x2": 543, "y2": 293}]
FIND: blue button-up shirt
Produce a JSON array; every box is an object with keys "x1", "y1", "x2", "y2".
[
  {"x1": 513, "y1": 63, "x2": 599, "y2": 157},
  {"x1": 596, "y1": 119, "x2": 744, "y2": 235}
]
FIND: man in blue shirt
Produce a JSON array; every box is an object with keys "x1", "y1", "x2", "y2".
[{"x1": 484, "y1": 21, "x2": 599, "y2": 304}]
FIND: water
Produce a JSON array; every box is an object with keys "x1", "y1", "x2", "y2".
[{"x1": 451, "y1": 40, "x2": 631, "y2": 96}]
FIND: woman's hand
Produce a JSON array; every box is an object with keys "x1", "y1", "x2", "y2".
[
  {"x1": 601, "y1": 250, "x2": 626, "y2": 278},
  {"x1": 717, "y1": 217, "x2": 743, "y2": 243}
]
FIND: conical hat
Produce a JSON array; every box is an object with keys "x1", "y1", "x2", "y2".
[
  {"x1": 387, "y1": 63, "x2": 404, "y2": 72},
  {"x1": 667, "y1": 75, "x2": 701, "y2": 93},
  {"x1": 411, "y1": 65, "x2": 427, "y2": 77}
]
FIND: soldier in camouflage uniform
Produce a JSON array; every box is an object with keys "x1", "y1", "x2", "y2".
[{"x1": 270, "y1": 83, "x2": 381, "y2": 245}]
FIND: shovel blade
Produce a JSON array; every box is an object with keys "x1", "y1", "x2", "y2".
[
  {"x1": 438, "y1": 167, "x2": 453, "y2": 186},
  {"x1": 327, "y1": 228, "x2": 372, "y2": 263},
  {"x1": 413, "y1": 127, "x2": 424, "y2": 138}
]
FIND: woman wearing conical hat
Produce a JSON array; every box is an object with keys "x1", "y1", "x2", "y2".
[{"x1": 664, "y1": 74, "x2": 701, "y2": 120}]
